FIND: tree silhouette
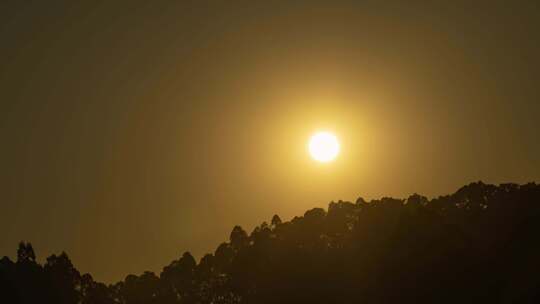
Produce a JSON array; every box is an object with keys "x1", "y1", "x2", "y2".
[
  {"x1": 161, "y1": 252, "x2": 197, "y2": 303},
  {"x1": 44, "y1": 252, "x2": 81, "y2": 304},
  {"x1": 16, "y1": 242, "x2": 35, "y2": 264},
  {"x1": 1, "y1": 182, "x2": 540, "y2": 303}
]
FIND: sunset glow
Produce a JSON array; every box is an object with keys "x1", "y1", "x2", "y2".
[{"x1": 308, "y1": 131, "x2": 340, "y2": 163}]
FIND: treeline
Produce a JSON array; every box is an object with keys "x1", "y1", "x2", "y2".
[{"x1": 1, "y1": 182, "x2": 540, "y2": 303}]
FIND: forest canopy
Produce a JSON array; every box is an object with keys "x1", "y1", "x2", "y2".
[{"x1": 1, "y1": 182, "x2": 539, "y2": 303}]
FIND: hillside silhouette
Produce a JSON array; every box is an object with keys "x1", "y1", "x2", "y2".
[{"x1": 1, "y1": 182, "x2": 540, "y2": 303}]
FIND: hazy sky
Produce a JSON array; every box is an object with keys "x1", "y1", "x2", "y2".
[{"x1": 1, "y1": 1, "x2": 539, "y2": 282}]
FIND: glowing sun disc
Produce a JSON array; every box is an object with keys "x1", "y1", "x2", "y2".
[{"x1": 309, "y1": 132, "x2": 340, "y2": 162}]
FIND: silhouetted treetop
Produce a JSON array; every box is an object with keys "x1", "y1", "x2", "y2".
[{"x1": 16, "y1": 242, "x2": 35, "y2": 264}]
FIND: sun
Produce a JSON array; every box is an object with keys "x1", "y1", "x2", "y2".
[{"x1": 308, "y1": 131, "x2": 340, "y2": 163}]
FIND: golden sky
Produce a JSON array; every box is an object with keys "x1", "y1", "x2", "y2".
[{"x1": 1, "y1": 1, "x2": 539, "y2": 282}]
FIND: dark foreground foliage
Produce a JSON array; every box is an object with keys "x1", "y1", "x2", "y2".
[{"x1": 2, "y1": 182, "x2": 540, "y2": 303}]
